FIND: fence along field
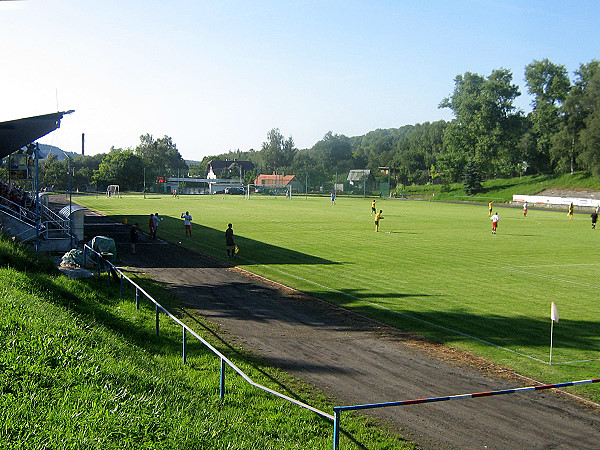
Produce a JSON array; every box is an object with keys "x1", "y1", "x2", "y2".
[{"x1": 74, "y1": 194, "x2": 600, "y2": 402}]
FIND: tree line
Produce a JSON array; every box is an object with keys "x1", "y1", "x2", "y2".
[
  {"x1": 4, "y1": 58, "x2": 597, "y2": 193},
  {"x1": 200, "y1": 58, "x2": 600, "y2": 192}
]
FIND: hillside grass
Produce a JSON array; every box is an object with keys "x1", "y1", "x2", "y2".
[
  {"x1": 74, "y1": 189, "x2": 600, "y2": 405},
  {"x1": 398, "y1": 172, "x2": 600, "y2": 202},
  {"x1": 0, "y1": 236, "x2": 410, "y2": 449}
]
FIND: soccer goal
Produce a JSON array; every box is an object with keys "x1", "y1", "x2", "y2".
[
  {"x1": 246, "y1": 184, "x2": 292, "y2": 199},
  {"x1": 106, "y1": 185, "x2": 120, "y2": 198}
]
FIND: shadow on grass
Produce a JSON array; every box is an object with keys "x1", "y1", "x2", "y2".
[
  {"x1": 335, "y1": 302, "x2": 600, "y2": 354},
  {"x1": 23, "y1": 271, "x2": 191, "y2": 358},
  {"x1": 85, "y1": 214, "x2": 339, "y2": 268},
  {"x1": 169, "y1": 270, "x2": 600, "y2": 357}
]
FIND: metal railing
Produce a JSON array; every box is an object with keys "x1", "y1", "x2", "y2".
[
  {"x1": 82, "y1": 244, "x2": 334, "y2": 427},
  {"x1": 332, "y1": 378, "x2": 600, "y2": 449},
  {"x1": 0, "y1": 197, "x2": 75, "y2": 243},
  {"x1": 81, "y1": 243, "x2": 596, "y2": 449}
]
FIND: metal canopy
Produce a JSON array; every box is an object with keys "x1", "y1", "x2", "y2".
[
  {"x1": 58, "y1": 204, "x2": 86, "y2": 219},
  {"x1": 0, "y1": 111, "x2": 74, "y2": 159}
]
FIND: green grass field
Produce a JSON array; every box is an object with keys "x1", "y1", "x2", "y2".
[{"x1": 74, "y1": 193, "x2": 600, "y2": 402}]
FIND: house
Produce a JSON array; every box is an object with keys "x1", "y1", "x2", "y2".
[
  {"x1": 253, "y1": 174, "x2": 304, "y2": 193},
  {"x1": 206, "y1": 159, "x2": 255, "y2": 179},
  {"x1": 347, "y1": 169, "x2": 373, "y2": 187}
]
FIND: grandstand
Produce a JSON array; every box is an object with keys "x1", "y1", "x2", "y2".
[{"x1": 0, "y1": 111, "x2": 76, "y2": 251}]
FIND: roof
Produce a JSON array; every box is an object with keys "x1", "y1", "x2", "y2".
[
  {"x1": 347, "y1": 169, "x2": 371, "y2": 181},
  {"x1": 58, "y1": 204, "x2": 87, "y2": 219},
  {"x1": 208, "y1": 159, "x2": 255, "y2": 171},
  {"x1": 254, "y1": 174, "x2": 298, "y2": 186},
  {"x1": 226, "y1": 160, "x2": 255, "y2": 171},
  {"x1": 0, "y1": 111, "x2": 73, "y2": 160}
]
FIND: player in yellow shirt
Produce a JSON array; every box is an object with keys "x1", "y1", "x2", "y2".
[
  {"x1": 371, "y1": 200, "x2": 377, "y2": 215},
  {"x1": 375, "y1": 210, "x2": 383, "y2": 232},
  {"x1": 568, "y1": 202, "x2": 574, "y2": 219},
  {"x1": 488, "y1": 201, "x2": 493, "y2": 217}
]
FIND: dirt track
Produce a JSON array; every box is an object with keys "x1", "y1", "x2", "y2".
[{"x1": 76, "y1": 201, "x2": 600, "y2": 449}]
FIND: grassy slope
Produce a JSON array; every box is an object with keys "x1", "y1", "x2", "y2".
[
  {"x1": 74, "y1": 185, "x2": 600, "y2": 404},
  {"x1": 400, "y1": 172, "x2": 600, "y2": 202},
  {"x1": 0, "y1": 237, "x2": 409, "y2": 449}
]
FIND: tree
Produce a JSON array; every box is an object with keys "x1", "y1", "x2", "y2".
[
  {"x1": 524, "y1": 59, "x2": 571, "y2": 173},
  {"x1": 134, "y1": 134, "x2": 187, "y2": 176},
  {"x1": 93, "y1": 148, "x2": 145, "y2": 190},
  {"x1": 311, "y1": 131, "x2": 354, "y2": 176},
  {"x1": 40, "y1": 154, "x2": 67, "y2": 190},
  {"x1": 439, "y1": 69, "x2": 522, "y2": 180},
  {"x1": 259, "y1": 128, "x2": 296, "y2": 173},
  {"x1": 463, "y1": 159, "x2": 482, "y2": 195},
  {"x1": 577, "y1": 61, "x2": 600, "y2": 175}
]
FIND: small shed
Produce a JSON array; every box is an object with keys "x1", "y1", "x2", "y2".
[
  {"x1": 347, "y1": 169, "x2": 373, "y2": 186},
  {"x1": 58, "y1": 204, "x2": 86, "y2": 243}
]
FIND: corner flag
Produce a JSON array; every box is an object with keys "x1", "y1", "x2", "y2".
[
  {"x1": 550, "y1": 301, "x2": 559, "y2": 364},
  {"x1": 551, "y1": 302, "x2": 559, "y2": 322}
]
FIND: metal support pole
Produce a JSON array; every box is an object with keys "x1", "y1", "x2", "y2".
[
  {"x1": 182, "y1": 328, "x2": 187, "y2": 364},
  {"x1": 135, "y1": 288, "x2": 140, "y2": 310},
  {"x1": 155, "y1": 304, "x2": 160, "y2": 336},
  {"x1": 119, "y1": 274, "x2": 123, "y2": 298},
  {"x1": 333, "y1": 409, "x2": 341, "y2": 450},
  {"x1": 219, "y1": 358, "x2": 226, "y2": 399},
  {"x1": 68, "y1": 156, "x2": 73, "y2": 248},
  {"x1": 34, "y1": 144, "x2": 40, "y2": 252},
  {"x1": 83, "y1": 246, "x2": 87, "y2": 268}
]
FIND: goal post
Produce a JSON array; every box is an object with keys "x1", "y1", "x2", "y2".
[
  {"x1": 246, "y1": 184, "x2": 292, "y2": 199},
  {"x1": 106, "y1": 185, "x2": 120, "y2": 198},
  {"x1": 245, "y1": 184, "x2": 254, "y2": 199}
]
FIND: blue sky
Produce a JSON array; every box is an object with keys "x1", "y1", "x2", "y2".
[{"x1": 1, "y1": 0, "x2": 598, "y2": 161}]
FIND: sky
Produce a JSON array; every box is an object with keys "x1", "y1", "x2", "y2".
[{"x1": 1, "y1": 0, "x2": 599, "y2": 161}]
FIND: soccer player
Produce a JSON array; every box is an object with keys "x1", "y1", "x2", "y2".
[
  {"x1": 148, "y1": 213, "x2": 156, "y2": 240},
  {"x1": 523, "y1": 201, "x2": 528, "y2": 217},
  {"x1": 129, "y1": 223, "x2": 139, "y2": 254},
  {"x1": 488, "y1": 201, "x2": 493, "y2": 217},
  {"x1": 371, "y1": 200, "x2": 377, "y2": 215},
  {"x1": 591, "y1": 210, "x2": 598, "y2": 230},
  {"x1": 375, "y1": 210, "x2": 383, "y2": 232},
  {"x1": 490, "y1": 212, "x2": 499, "y2": 234},
  {"x1": 225, "y1": 223, "x2": 236, "y2": 258},
  {"x1": 181, "y1": 211, "x2": 193, "y2": 236},
  {"x1": 331, "y1": 192, "x2": 336, "y2": 205},
  {"x1": 152, "y1": 213, "x2": 162, "y2": 239},
  {"x1": 568, "y1": 202, "x2": 574, "y2": 219}
]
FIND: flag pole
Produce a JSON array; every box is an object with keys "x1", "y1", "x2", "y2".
[
  {"x1": 550, "y1": 301, "x2": 559, "y2": 365},
  {"x1": 550, "y1": 319, "x2": 554, "y2": 365}
]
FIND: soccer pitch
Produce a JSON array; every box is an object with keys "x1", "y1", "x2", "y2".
[{"x1": 75, "y1": 194, "x2": 600, "y2": 396}]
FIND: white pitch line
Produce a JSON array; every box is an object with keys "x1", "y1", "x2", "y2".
[
  {"x1": 502, "y1": 263, "x2": 600, "y2": 269},
  {"x1": 166, "y1": 232, "x2": 565, "y2": 364},
  {"x1": 500, "y1": 267, "x2": 600, "y2": 290}
]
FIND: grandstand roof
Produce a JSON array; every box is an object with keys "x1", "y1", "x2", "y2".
[{"x1": 0, "y1": 111, "x2": 73, "y2": 160}]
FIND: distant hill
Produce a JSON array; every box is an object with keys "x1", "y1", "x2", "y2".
[
  {"x1": 185, "y1": 159, "x2": 202, "y2": 166},
  {"x1": 37, "y1": 144, "x2": 78, "y2": 161}
]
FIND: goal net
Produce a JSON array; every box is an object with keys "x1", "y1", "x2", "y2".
[
  {"x1": 246, "y1": 184, "x2": 292, "y2": 199},
  {"x1": 106, "y1": 185, "x2": 120, "y2": 198}
]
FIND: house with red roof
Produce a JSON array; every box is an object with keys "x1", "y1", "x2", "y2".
[{"x1": 253, "y1": 174, "x2": 304, "y2": 193}]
